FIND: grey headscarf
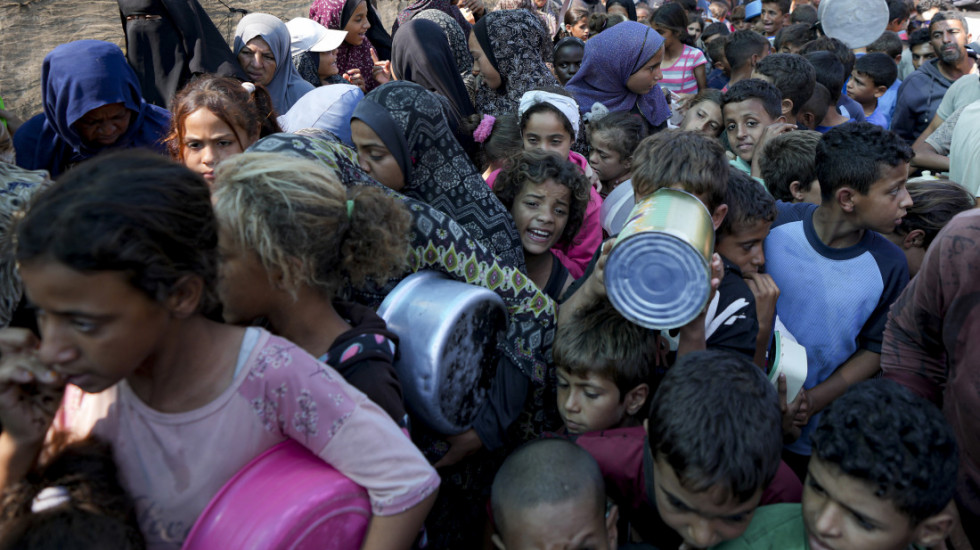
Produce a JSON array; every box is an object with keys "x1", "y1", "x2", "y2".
[{"x1": 234, "y1": 13, "x2": 315, "y2": 113}]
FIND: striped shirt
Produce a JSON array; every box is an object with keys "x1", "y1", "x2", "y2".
[{"x1": 659, "y1": 44, "x2": 707, "y2": 94}]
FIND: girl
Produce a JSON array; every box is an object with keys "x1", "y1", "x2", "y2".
[
  {"x1": 687, "y1": 13, "x2": 705, "y2": 42},
  {"x1": 678, "y1": 88, "x2": 724, "y2": 137},
  {"x1": 350, "y1": 81, "x2": 525, "y2": 270},
  {"x1": 589, "y1": 112, "x2": 647, "y2": 235},
  {"x1": 468, "y1": 9, "x2": 561, "y2": 116},
  {"x1": 653, "y1": 3, "x2": 708, "y2": 95},
  {"x1": 562, "y1": 7, "x2": 590, "y2": 41},
  {"x1": 233, "y1": 13, "x2": 315, "y2": 113},
  {"x1": 565, "y1": 21, "x2": 670, "y2": 133},
  {"x1": 212, "y1": 153, "x2": 410, "y2": 423},
  {"x1": 309, "y1": 0, "x2": 393, "y2": 92},
  {"x1": 166, "y1": 75, "x2": 281, "y2": 184},
  {"x1": 492, "y1": 149, "x2": 589, "y2": 300},
  {"x1": 553, "y1": 37, "x2": 586, "y2": 86},
  {"x1": 464, "y1": 112, "x2": 524, "y2": 179},
  {"x1": 0, "y1": 150, "x2": 439, "y2": 550},
  {"x1": 393, "y1": 0, "x2": 471, "y2": 37}
]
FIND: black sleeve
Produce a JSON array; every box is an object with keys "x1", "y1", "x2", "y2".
[
  {"x1": 471, "y1": 358, "x2": 530, "y2": 451},
  {"x1": 341, "y1": 358, "x2": 409, "y2": 427},
  {"x1": 705, "y1": 272, "x2": 759, "y2": 359},
  {"x1": 559, "y1": 241, "x2": 604, "y2": 303}
]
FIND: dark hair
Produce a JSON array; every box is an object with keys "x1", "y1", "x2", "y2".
[
  {"x1": 722, "y1": 78, "x2": 783, "y2": 119},
  {"x1": 896, "y1": 179, "x2": 976, "y2": 248},
  {"x1": 167, "y1": 75, "x2": 281, "y2": 161},
  {"x1": 916, "y1": 0, "x2": 952, "y2": 13},
  {"x1": 774, "y1": 23, "x2": 815, "y2": 52},
  {"x1": 564, "y1": 6, "x2": 589, "y2": 27},
  {"x1": 811, "y1": 380, "x2": 958, "y2": 525},
  {"x1": 16, "y1": 151, "x2": 220, "y2": 315},
  {"x1": 762, "y1": 0, "x2": 791, "y2": 15},
  {"x1": 855, "y1": 52, "x2": 899, "y2": 89},
  {"x1": 632, "y1": 130, "x2": 728, "y2": 212},
  {"x1": 718, "y1": 167, "x2": 777, "y2": 237},
  {"x1": 653, "y1": 3, "x2": 695, "y2": 46},
  {"x1": 909, "y1": 27, "x2": 932, "y2": 49},
  {"x1": 804, "y1": 51, "x2": 846, "y2": 103},
  {"x1": 648, "y1": 350, "x2": 783, "y2": 503},
  {"x1": 931, "y1": 10, "x2": 970, "y2": 34},
  {"x1": 867, "y1": 30, "x2": 904, "y2": 59},
  {"x1": 0, "y1": 437, "x2": 144, "y2": 549},
  {"x1": 493, "y1": 149, "x2": 590, "y2": 246},
  {"x1": 815, "y1": 122, "x2": 913, "y2": 202},
  {"x1": 554, "y1": 36, "x2": 586, "y2": 59},
  {"x1": 759, "y1": 130, "x2": 821, "y2": 202},
  {"x1": 887, "y1": 0, "x2": 911, "y2": 23},
  {"x1": 520, "y1": 90, "x2": 577, "y2": 141},
  {"x1": 674, "y1": 0, "x2": 697, "y2": 13},
  {"x1": 707, "y1": 37, "x2": 728, "y2": 68},
  {"x1": 702, "y1": 22, "x2": 731, "y2": 42},
  {"x1": 463, "y1": 112, "x2": 523, "y2": 171},
  {"x1": 725, "y1": 30, "x2": 770, "y2": 71},
  {"x1": 754, "y1": 53, "x2": 815, "y2": 115},
  {"x1": 789, "y1": 4, "x2": 817, "y2": 25},
  {"x1": 730, "y1": 5, "x2": 745, "y2": 23},
  {"x1": 588, "y1": 112, "x2": 648, "y2": 167},
  {"x1": 799, "y1": 37, "x2": 856, "y2": 77},
  {"x1": 800, "y1": 82, "x2": 831, "y2": 125}
]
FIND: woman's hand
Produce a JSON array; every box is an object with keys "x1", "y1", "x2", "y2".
[
  {"x1": 370, "y1": 49, "x2": 393, "y2": 85},
  {"x1": 344, "y1": 69, "x2": 367, "y2": 92}
]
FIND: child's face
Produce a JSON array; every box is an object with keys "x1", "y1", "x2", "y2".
[
  {"x1": 845, "y1": 71, "x2": 880, "y2": 106},
  {"x1": 469, "y1": 32, "x2": 502, "y2": 89},
  {"x1": 493, "y1": 493, "x2": 615, "y2": 550},
  {"x1": 911, "y1": 42, "x2": 937, "y2": 69},
  {"x1": 687, "y1": 21, "x2": 703, "y2": 42},
  {"x1": 588, "y1": 131, "x2": 631, "y2": 185},
  {"x1": 557, "y1": 367, "x2": 627, "y2": 434},
  {"x1": 803, "y1": 456, "x2": 920, "y2": 550},
  {"x1": 626, "y1": 48, "x2": 665, "y2": 96},
  {"x1": 709, "y1": 2, "x2": 728, "y2": 21},
  {"x1": 850, "y1": 162, "x2": 912, "y2": 235},
  {"x1": 523, "y1": 111, "x2": 573, "y2": 159},
  {"x1": 723, "y1": 99, "x2": 778, "y2": 163},
  {"x1": 215, "y1": 226, "x2": 280, "y2": 327},
  {"x1": 760, "y1": 3, "x2": 786, "y2": 36},
  {"x1": 715, "y1": 220, "x2": 772, "y2": 275},
  {"x1": 681, "y1": 100, "x2": 724, "y2": 137},
  {"x1": 351, "y1": 119, "x2": 406, "y2": 191},
  {"x1": 652, "y1": 456, "x2": 761, "y2": 548},
  {"x1": 554, "y1": 45, "x2": 585, "y2": 85},
  {"x1": 181, "y1": 107, "x2": 248, "y2": 184},
  {"x1": 318, "y1": 49, "x2": 339, "y2": 79},
  {"x1": 566, "y1": 16, "x2": 590, "y2": 41},
  {"x1": 510, "y1": 178, "x2": 571, "y2": 258}
]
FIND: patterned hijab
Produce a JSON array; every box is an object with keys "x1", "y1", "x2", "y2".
[
  {"x1": 354, "y1": 81, "x2": 525, "y2": 269},
  {"x1": 392, "y1": 19, "x2": 475, "y2": 123},
  {"x1": 309, "y1": 0, "x2": 391, "y2": 92},
  {"x1": 565, "y1": 21, "x2": 671, "y2": 128},
  {"x1": 496, "y1": 0, "x2": 563, "y2": 38},
  {"x1": 414, "y1": 9, "x2": 473, "y2": 75},
  {"x1": 0, "y1": 166, "x2": 50, "y2": 328},
  {"x1": 471, "y1": 9, "x2": 560, "y2": 117},
  {"x1": 393, "y1": 0, "x2": 471, "y2": 38}
]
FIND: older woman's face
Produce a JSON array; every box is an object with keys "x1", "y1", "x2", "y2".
[
  {"x1": 238, "y1": 37, "x2": 276, "y2": 87},
  {"x1": 74, "y1": 102, "x2": 131, "y2": 147}
]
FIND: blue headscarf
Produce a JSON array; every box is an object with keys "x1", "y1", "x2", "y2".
[
  {"x1": 278, "y1": 84, "x2": 364, "y2": 147},
  {"x1": 565, "y1": 21, "x2": 671, "y2": 128},
  {"x1": 13, "y1": 40, "x2": 171, "y2": 177}
]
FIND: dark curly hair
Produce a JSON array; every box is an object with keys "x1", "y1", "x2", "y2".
[
  {"x1": 493, "y1": 149, "x2": 590, "y2": 246},
  {"x1": 811, "y1": 380, "x2": 958, "y2": 525},
  {"x1": 718, "y1": 166, "x2": 777, "y2": 236},
  {"x1": 815, "y1": 122, "x2": 913, "y2": 202}
]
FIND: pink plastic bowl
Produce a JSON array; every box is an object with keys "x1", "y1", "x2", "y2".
[{"x1": 182, "y1": 440, "x2": 370, "y2": 550}]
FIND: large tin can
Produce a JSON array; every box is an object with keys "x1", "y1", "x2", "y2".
[{"x1": 605, "y1": 188, "x2": 714, "y2": 329}]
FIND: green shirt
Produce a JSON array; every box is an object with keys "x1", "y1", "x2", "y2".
[
  {"x1": 711, "y1": 503, "x2": 808, "y2": 550},
  {"x1": 728, "y1": 156, "x2": 768, "y2": 189}
]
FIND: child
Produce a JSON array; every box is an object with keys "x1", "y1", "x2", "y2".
[
  {"x1": 492, "y1": 149, "x2": 591, "y2": 300},
  {"x1": 679, "y1": 88, "x2": 724, "y2": 138},
  {"x1": 706, "y1": 37, "x2": 731, "y2": 89},
  {"x1": 553, "y1": 37, "x2": 586, "y2": 86},
  {"x1": 713, "y1": 380, "x2": 958, "y2": 549},
  {"x1": 764, "y1": 122, "x2": 912, "y2": 479},
  {"x1": 724, "y1": 30, "x2": 771, "y2": 87},
  {"x1": 760, "y1": 0, "x2": 790, "y2": 39},
  {"x1": 588, "y1": 111, "x2": 647, "y2": 199},
  {"x1": 491, "y1": 439, "x2": 618, "y2": 550},
  {"x1": 688, "y1": 14, "x2": 704, "y2": 43},
  {"x1": 722, "y1": 78, "x2": 790, "y2": 178},
  {"x1": 708, "y1": 1, "x2": 732, "y2": 29},
  {"x1": 788, "y1": 4, "x2": 816, "y2": 26},
  {"x1": 759, "y1": 130, "x2": 822, "y2": 204},
  {"x1": 467, "y1": 112, "x2": 523, "y2": 179},
  {"x1": 865, "y1": 31, "x2": 904, "y2": 126},
  {"x1": 211, "y1": 152, "x2": 411, "y2": 423},
  {"x1": 553, "y1": 298, "x2": 660, "y2": 435},
  {"x1": 563, "y1": 6, "x2": 591, "y2": 41},
  {"x1": 846, "y1": 53, "x2": 899, "y2": 129},
  {"x1": 803, "y1": 53, "x2": 850, "y2": 132},
  {"x1": 752, "y1": 53, "x2": 816, "y2": 126},
  {"x1": 702, "y1": 22, "x2": 731, "y2": 46},
  {"x1": 773, "y1": 23, "x2": 815, "y2": 54},
  {"x1": 908, "y1": 27, "x2": 936, "y2": 71},
  {"x1": 0, "y1": 151, "x2": 439, "y2": 549},
  {"x1": 654, "y1": 3, "x2": 708, "y2": 95}
]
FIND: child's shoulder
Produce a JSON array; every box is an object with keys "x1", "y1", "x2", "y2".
[
  {"x1": 710, "y1": 503, "x2": 806, "y2": 549},
  {"x1": 771, "y1": 200, "x2": 817, "y2": 228}
]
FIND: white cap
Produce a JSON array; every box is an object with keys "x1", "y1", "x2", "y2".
[{"x1": 285, "y1": 18, "x2": 347, "y2": 56}]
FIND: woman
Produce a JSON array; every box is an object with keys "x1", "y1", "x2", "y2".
[
  {"x1": 414, "y1": 9, "x2": 473, "y2": 75},
  {"x1": 497, "y1": 0, "x2": 562, "y2": 39},
  {"x1": 13, "y1": 40, "x2": 171, "y2": 178},
  {"x1": 392, "y1": 0, "x2": 470, "y2": 37},
  {"x1": 469, "y1": 9, "x2": 560, "y2": 117},
  {"x1": 350, "y1": 81, "x2": 524, "y2": 270},
  {"x1": 309, "y1": 0, "x2": 393, "y2": 91},
  {"x1": 233, "y1": 13, "x2": 315, "y2": 114},
  {"x1": 565, "y1": 21, "x2": 670, "y2": 132}
]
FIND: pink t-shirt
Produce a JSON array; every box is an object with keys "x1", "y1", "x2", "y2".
[
  {"x1": 659, "y1": 45, "x2": 708, "y2": 95},
  {"x1": 54, "y1": 328, "x2": 439, "y2": 550}
]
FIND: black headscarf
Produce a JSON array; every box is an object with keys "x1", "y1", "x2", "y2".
[
  {"x1": 605, "y1": 0, "x2": 638, "y2": 21},
  {"x1": 391, "y1": 19, "x2": 476, "y2": 123}
]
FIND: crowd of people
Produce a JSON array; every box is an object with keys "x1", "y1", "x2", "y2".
[{"x1": 0, "y1": 0, "x2": 978, "y2": 548}]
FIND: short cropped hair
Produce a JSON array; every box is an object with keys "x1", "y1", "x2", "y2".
[
  {"x1": 702, "y1": 22, "x2": 731, "y2": 43},
  {"x1": 800, "y1": 36, "x2": 856, "y2": 77},
  {"x1": 723, "y1": 78, "x2": 783, "y2": 120},
  {"x1": 931, "y1": 11, "x2": 969, "y2": 34},
  {"x1": 815, "y1": 122, "x2": 913, "y2": 202},
  {"x1": 760, "y1": 130, "x2": 821, "y2": 202},
  {"x1": 789, "y1": 4, "x2": 817, "y2": 25},
  {"x1": 805, "y1": 51, "x2": 846, "y2": 102},
  {"x1": 632, "y1": 130, "x2": 728, "y2": 212},
  {"x1": 552, "y1": 297, "x2": 661, "y2": 399},
  {"x1": 855, "y1": 52, "x2": 899, "y2": 89},
  {"x1": 754, "y1": 53, "x2": 816, "y2": 115},
  {"x1": 896, "y1": 179, "x2": 976, "y2": 248},
  {"x1": 774, "y1": 23, "x2": 815, "y2": 52},
  {"x1": 800, "y1": 82, "x2": 831, "y2": 124},
  {"x1": 707, "y1": 38, "x2": 728, "y2": 68},
  {"x1": 718, "y1": 167, "x2": 777, "y2": 237},
  {"x1": 492, "y1": 439, "x2": 605, "y2": 536},
  {"x1": 648, "y1": 350, "x2": 783, "y2": 503},
  {"x1": 916, "y1": 0, "x2": 952, "y2": 14},
  {"x1": 909, "y1": 28, "x2": 932, "y2": 49},
  {"x1": 812, "y1": 380, "x2": 958, "y2": 526},
  {"x1": 887, "y1": 0, "x2": 911, "y2": 23},
  {"x1": 762, "y1": 0, "x2": 790, "y2": 14},
  {"x1": 867, "y1": 30, "x2": 904, "y2": 60},
  {"x1": 725, "y1": 30, "x2": 770, "y2": 72}
]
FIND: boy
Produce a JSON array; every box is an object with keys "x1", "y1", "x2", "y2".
[
  {"x1": 707, "y1": 37, "x2": 731, "y2": 90},
  {"x1": 752, "y1": 53, "x2": 816, "y2": 126},
  {"x1": 764, "y1": 122, "x2": 912, "y2": 480},
  {"x1": 491, "y1": 438, "x2": 619, "y2": 550},
  {"x1": 846, "y1": 52, "x2": 899, "y2": 128},
  {"x1": 866, "y1": 31, "x2": 904, "y2": 126},
  {"x1": 712, "y1": 380, "x2": 958, "y2": 549},
  {"x1": 759, "y1": 130, "x2": 822, "y2": 204},
  {"x1": 760, "y1": 0, "x2": 789, "y2": 40},
  {"x1": 797, "y1": 84, "x2": 832, "y2": 131},
  {"x1": 722, "y1": 78, "x2": 791, "y2": 178},
  {"x1": 724, "y1": 30, "x2": 770, "y2": 87},
  {"x1": 800, "y1": 37, "x2": 865, "y2": 123},
  {"x1": 773, "y1": 23, "x2": 814, "y2": 54},
  {"x1": 908, "y1": 28, "x2": 936, "y2": 71},
  {"x1": 788, "y1": 4, "x2": 816, "y2": 26},
  {"x1": 803, "y1": 53, "x2": 850, "y2": 131}
]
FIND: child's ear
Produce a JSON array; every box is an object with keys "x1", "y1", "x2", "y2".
[
  {"x1": 873, "y1": 85, "x2": 887, "y2": 99},
  {"x1": 624, "y1": 383, "x2": 649, "y2": 416},
  {"x1": 623, "y1": 155, "x2": 632, "y2": 171},
  {"x1": 912, "y1": 501, "x2": 957, "y2": 548},
  {"x1": 798, "y1": 111, "x2": 816, "y2": 130},
  {"x1": 167, "y1": 274, "x2": 205, "y2": 318},
  {"x1": 837, "y1": 187, "x2": 857, "y2": 213},
  {"x1": 780, "y1": 99, "x2": 793, "y2": 119},
  {"x1": 903, "y1": 228, "x2": 926, "y2": 250},
  {"x1": 711, "y1": 203, "x2": 729, "y2": 230},
  {"x1": 789, "y1": 180, "x2": 806, "y2": 202},
  {"x1": 605, "y1": 503, "x2": 620, "y2": 548}
]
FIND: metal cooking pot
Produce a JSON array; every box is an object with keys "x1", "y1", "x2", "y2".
[{"x1": 817, "y1": 0, "x2": 889, "y2": 49}]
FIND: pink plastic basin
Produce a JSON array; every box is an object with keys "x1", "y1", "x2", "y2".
[{"x1": 182, "y1": 439, "x2": 370, "y2": 550}]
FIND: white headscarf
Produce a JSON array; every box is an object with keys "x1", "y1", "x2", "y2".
[{"x1": 518, "y1": 90, "x2": 581, "y2": 137}]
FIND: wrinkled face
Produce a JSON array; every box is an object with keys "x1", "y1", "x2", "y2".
[
  {"x1": 74, "y1": 102, "x2": 131, "y2": 148},
  {"x1": 567, "y1": 16, "x2": 590, "y2": 40},
  {"x1": 343, "y1": 1, "x2": 371, "y2": 46},
  {"x1": 803, "y1": 457, "x2": 919, "y2": 550},
  {"x1": 181, "y1": 108, "x2": 248, "y2": 184},
  {"x1": 930, "y1": 19, "x2": 969, "y2": 65},
  {"x1": 469, "y1": 31, "x2": 502, "y2": 89},
  {"x1": 723, "y1": 99, "x2": 778, "y2": 162},
  {"x1": 510, "y1": 179, "x2": 571, "y2": 258},
  {"x1": 350, "y1": 119, "x2": 405, "y2": 191},
  {"x1": 681, "y1": 100, "x2": 724, "y2": 137},
  {"x1": 652, "y1": 456, "x2": 761, "y2": 548},
  {"x1": 238, "y1": 36, "x2": 277, "y2": 87},
  {"x1": 911, "y1": 42, "x2": 936, "y2": 69},
  {"x1": 319, "y1": 49, "x2": 340, "y2": 79},
  {"x1": 760, "y1": 3, "x2": 786, "y2": 36},
  {"x1": 850, "y1": 162, "x2": 913, "y2": 235},
  {"x1": 715, "y1": 220, "x2": 771, "y2": 275},
  {"x1": 523, "y1": 111, "x2": 574, "y2": 158},
  {"x1": 846, "y1": 71, "x2": 879, "y2": 105},
  {"x1": 494, "y1": 494, "x2": 614, "y2": 550},
  {"x1": 556, "y1": 367, "x2": 626, "y2": 434},
  {"x1": 215, "y1": 225, "x2": 278, "y2": 326},
  {"x1": 588, "y1": 131, "x2": 630, "y2": 185},
  {"x1": 554, "y1": 45, "x2": 584, "y2": 85},
  {"x1": 626, "y1": 47, "x2": 665, "y2": 95}
]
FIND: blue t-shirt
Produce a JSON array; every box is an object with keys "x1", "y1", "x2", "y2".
[
  {"x1": 866, "y1": 106, "x2": 889, "y2": 128},
  {"x1": 877, "y1": 78, "x2": 901, "y2": 128},
  {"x1": 764, "y1": 202, "x2": 909, "y2": 455}
]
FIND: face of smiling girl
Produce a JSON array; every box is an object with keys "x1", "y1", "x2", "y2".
[
  {"x1": 522, "y1": 111, "x2": 573, "y2": 159},
  {"x1": 510, "y1": 178, "x2": 571, "y2": 259}
]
